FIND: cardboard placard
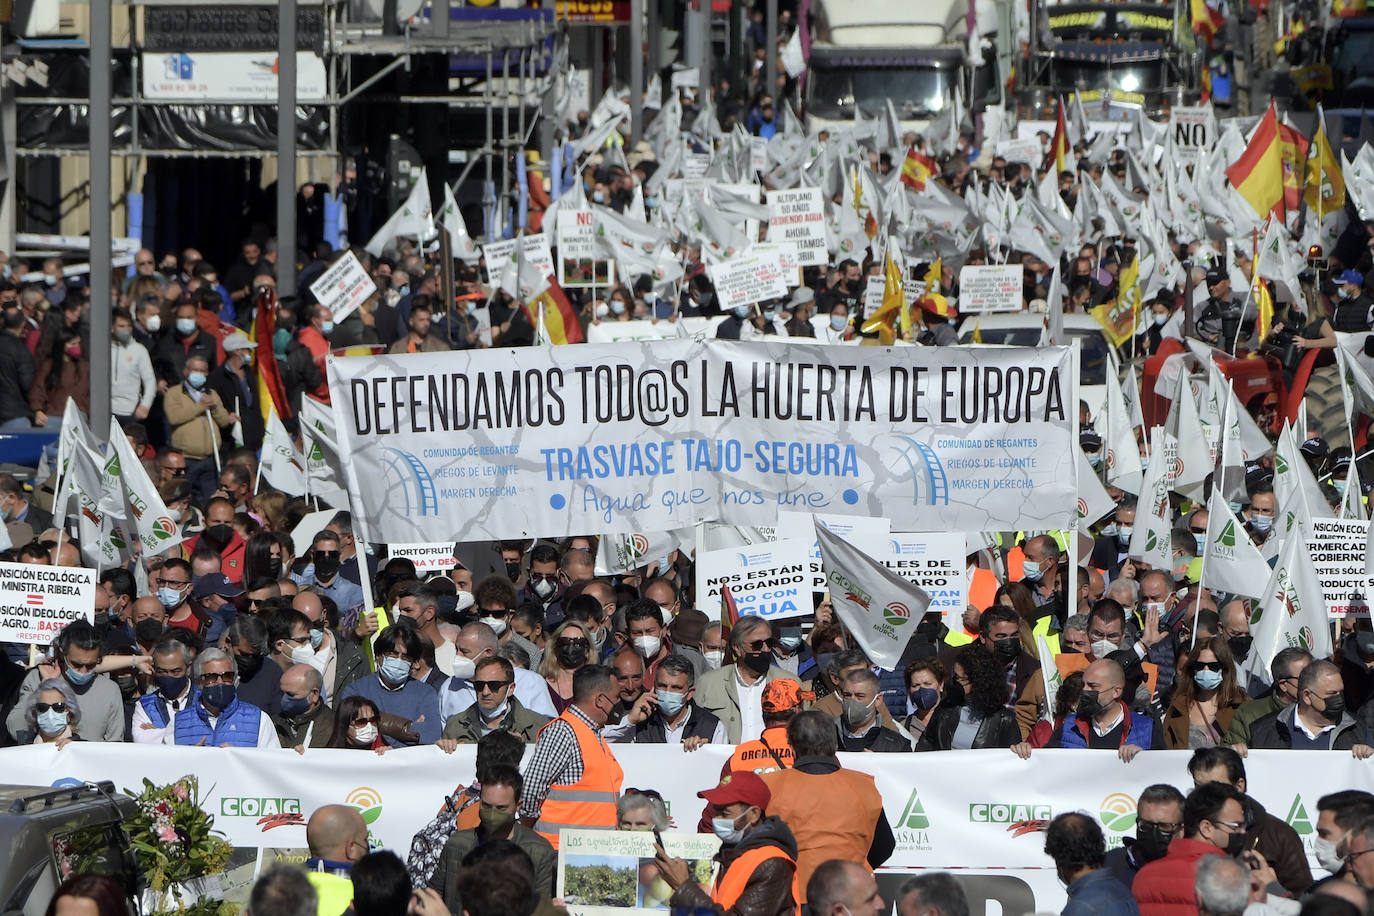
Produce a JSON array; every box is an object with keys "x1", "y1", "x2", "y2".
[
  {"x1": 765, "y1": 187, "x2": 828, "y2": 267},
  {"x1": 308, "y1": 251, "x2": 377, "y2": 323},
  {"x1": 388, "y1": 542, "x2": 461, "y2": 573},
  {"x1": 957, "y1": 264, "x2": 1024, "y2": 313},
  {"x1": 0, "y1": 561, "x2": 97, "y2": 646},
  {"x1": 1306, "y1": 519, "x2": 1372, "y2": 617},
  {"x1": 695, "y1": 540, "x2": 813, "y2": 621},
  {"x1": 558, "y1": 828, "x2": 720, "y2": 916},
  {"x1": 706, "y1": 250, "x2": 790, "y2": 312}
]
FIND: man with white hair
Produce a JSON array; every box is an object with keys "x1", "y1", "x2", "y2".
[
  {"x1": 165, "y1": 647, "x2": 279, "y2": 747},
  {"x1": 438, "y1": 622, "x2": 558, "y2": 725},
  {"x1": 1194, "y1": 855, "x2": 1250, "y2": 916}
]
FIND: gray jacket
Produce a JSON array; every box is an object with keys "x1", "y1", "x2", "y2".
[{"x1": 7, "y1": 669, "x2": 126, "y2": 743}]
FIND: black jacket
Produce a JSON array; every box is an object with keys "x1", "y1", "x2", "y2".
[
  {"x1": 0, "y1": 332, "x2": 35, "y2": 423},
  {"x1": 838, "y1": 723, "x2": 911, "y2": 753},
  {"x1": 1242, "y1": 796, "x2": 1313, "y2": 895},
  {"x1": 915, "y1": 704, "x2": 1022, "y2": 750},
  {"x1": 633, "y1": 702, "x2": 722, "y2": 743},
  {"x1": 1249, "y1": 704, "x2": 1364, "y2": 751},
  {"x1": 1339, "y1": 640, "x2": 1374, "y2": 712},
  {"x1": 152, "y1": 328, "x2": 219, "y2": 385},
  {"x1": 208, "y1": 362, "x2": 263, "y2": 451}
]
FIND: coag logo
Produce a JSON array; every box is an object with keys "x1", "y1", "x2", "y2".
[
  {"x1": 1285, "y1": 795, "x2": 1314, "y2": 836},
  {"x1": 348, "y1": 787, "x2": 384, "y2": 825},
  {"x1": 897, "y1": 790, "x2": 930, "y2": 829},
  {"x1": 970, "y1": 802, "x2": 1052, "y2": 836},
  {"x1": 628, "y1": 534, "x2": 651, "y2": 559},
  {"x1": 1099, "y1": 794, "x2": 1137, "y2": 833},
  {"x1": 883, "y1": 602, "x2": 912, "y2": 627},
  {"x1": 221, "y1": 796, "x2": 305, "y2": 832}
]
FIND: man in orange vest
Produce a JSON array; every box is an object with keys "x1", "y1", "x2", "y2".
[
  {"x1": 654, "y1": 770, "x2": 800, "y2": 916},
  {"x1": 759, "y1": 711, "x2": 892, "y2": 903},
  {"x1": 518, "y1": 664, "x2": 624, "y2": 849}
]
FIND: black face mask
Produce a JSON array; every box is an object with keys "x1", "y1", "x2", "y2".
[
  {"x1": 313, "y1": 556, "x2": 341, "y2": 580},
  {"x1": 203, "y1": 524, "x2": 234, "y2": 551},
  {"x1": 1228, "y1": 635, "x2": 1253, "y2": 663},
  {"x1": 235, "y1": 652, "x2": 265, "y2": 681},
  {"x1": 505, "y1": 561, "x2": 522, "y2": 582},
  {"x1": 992, "y1": 638, "x2": 1020, "y2": 663},
  {"x1": 1134, "y1": 827, "x2": 1174, "y2": 863},
  {"x1": 556, "y1": 643, "x2": 588, "y2": 668},
  {"x1": 740, "y1": 651, "x2": 773, "y2": 676},
  {"x1": 1355, "y1": 632, "x2": 1374, "y2": 659},
  {"x1": 1222, "y1": 831, "x2": 1247, "y2": 858},
  {"x1": 135, "y1": 619, "x2": 165, "y2": 646},
  {"x1": 1321, "y1": 693, "x2": 1347, "y2": 723},
  {"x1": 266, "y1": 557, "x2": 283, "y2": 579},
  {"x1": 1076, "y1": 689, "x2": 1106, "y2": 719}
]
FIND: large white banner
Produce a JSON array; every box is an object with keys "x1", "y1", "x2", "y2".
[
  {"x1": 141, "y1": 52, "x2": 327, "y2": 102},
  {"x1": 14, "y1": 746, "x2": 1359, "y2": 915},
  {"x1": 327, "y1": 342, "x2": 1078, "y2": 542}
]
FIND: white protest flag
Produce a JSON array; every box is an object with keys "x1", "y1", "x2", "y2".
[
  {"x1": 1128, "y1": 427, "x2": 1175, "y2": 570},
  {"x1": 1043, "y1": 263, "x2": 1064, "y2": 346},
  {"x1": 53, "y1": 398, "x2": 101, "y2": 512},
  {"x1": 63, "y1": 441, "x2": 122, "y2": 570},
  {"x1": 1242, "y1": 532, "x2": 1332, "y2": 690},
  {"x1": 1257, "y1": 216, "x2": 1303, "y2": 303},
  {"x1": 1164, "y1": 372, "x2": 1212, "y2": 498},
  {"x1": 600, "y1": 530, "x2": 684, "y2": 575},
  {"x1": 1201, "y1": 489, "x2": 1273, "y2": 599},
  {"x1": 815, "y1": 523, "x2": 931, "y2": 669},
  {"x1": 1342, "y1": 460, "x2": 1366, "y2": 521},
  {"x1": 299, "y1": 396, "x2": 350, "y2": 507},
  {"x1": 107, "y1": 419, "x2": 184, "y2": 556},
  {"x1": 440, "y1": 183, "x2": 480, "y2": 261},
  {"x1": 1076, "y1": 447, "x2": 1115, "y2": 535},
  {"x1": 1123, "y1": 363, "x2": 1145, "y2": 429},
  {"x1": 1036, "y1": 634, "x2": 1061, "y2": 722},
  {"x1": 364, "y1": 168, "x2": 436, "y2": 257},
  {"x1": 1104, "y1": 365, "x2": 1143, "y2": 493},
  {"x1": 1275, "y1": 422, "x2": 1334, "y2": 535},
  {"x1": 261, "y1": 405, "x2": 309, "y2": 496}
]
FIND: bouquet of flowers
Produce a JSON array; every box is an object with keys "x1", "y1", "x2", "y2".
[{"x1": 124, "y1": 776, "x2": 235, "y2": 916}]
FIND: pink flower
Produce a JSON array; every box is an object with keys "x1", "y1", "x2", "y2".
[
  {"x1": 172, "y1": 783, "x2": 189, "y2": 802},
  {"x1": 156, "y1": 825, "x2": 178, "y2": 844}
]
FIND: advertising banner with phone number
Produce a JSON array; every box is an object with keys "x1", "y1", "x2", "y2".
[{"x1": 14, "y1": 746, "x2": 1356, "y2": 914}]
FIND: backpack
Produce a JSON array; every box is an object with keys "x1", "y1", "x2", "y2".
[{"x1": 405, "y1": 786, "x2": 479, "y2": 889}]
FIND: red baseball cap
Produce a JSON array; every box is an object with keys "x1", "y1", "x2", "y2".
[{"x1": 698, "y1": 771, "x2": 771, "y2": 811}]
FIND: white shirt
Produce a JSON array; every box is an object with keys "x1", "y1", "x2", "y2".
[
  {"x1": 662, "y1": 704, "x2": 729, "y2": 745},
  {"x1": 1293, "y1": 710, "x2": 1337, "y2": 741},
  {"x1": 110, "y1": 339, "x2": 157, "y2": 415},
  {"x1": 162, "y1": 700, "x2": 281, "y2": 748},
  {"x1": 131, "y1": 688, "x2": 193, "y2": 745},
  {"x1": 736, "y1": 669, "x2": 767, "y2": 742},
  {"x1": 1091, "y1": 705, "x2": 1125, "y2": 738},
  {"x1": 438, "y1": 665, "x2": 557, "y2": 725}
]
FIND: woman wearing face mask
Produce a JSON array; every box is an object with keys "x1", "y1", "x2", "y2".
[
  {"x1": 604, "y1": 286, "x2": 634, "y2": 323},
  {"x1": 540, "y1": 621, "x2": 591, "y2": 713},
  {"x1": 23, "y1": 679, "x2": 82, "y2": 746},
  {"x1": 243, "y1": 532, "x2": 286, "y2": 585},
  {"x1": 328, "y1": 696, "x2": 388, "y2": 754},
  {"x1": 994, "y1": 581, "x2": 1041, "y2": 655},
  {"x1": 902, "y1": 658, "x2": 945, "y2": 745},
  {"x1": 819, "y1": 303, "x2": 853, "y2": 343},
  {"x1": 1163, "y1": 637, "x2": 1247, "y2": 749},
  {"x1": 1138, "y1": 297, "x2": 1175, "y2": 356},
  {"x1": 916, "y1": 645, "x2": 1022, "y2": 751}
]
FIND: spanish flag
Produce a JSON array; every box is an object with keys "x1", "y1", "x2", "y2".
[
  {"x1": 525, "y1": 279, "x2": 585, "y2": 345},
  {"x1": 1277, "y1": 120, "x2": 1310, "y2": 215},
  {"x1": 1191, "y1": 0, "x2": 1225, "y2": 47},
  {"x1": 1043, "y1": 101, "x2": 1070, "y2": 176},
  {"x1": 1305, "y1": 106, "x2": 1345, "y2": 215},
  {"x1": 901, "y1": 149, "x2": 936, "y2": 191},
  {"x1": 1253, "y1": 227, "x2": 1274, "y2": 342},
  {"x1": 1225, "y1": 101, "x2": 1285, "y2": 221},
  {"x1": 249, "y1": 288, "x2": 292, "y2": 427}
]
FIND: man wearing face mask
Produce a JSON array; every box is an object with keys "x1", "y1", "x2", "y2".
[
  {"x1": 561, "y1": 594, "x2": 616, "y2": 663},
  {"x1": 834, "y1": 669, "x2": 910, "y2": 752},
  {"x1": 1188, "y1": 746, "x2": 1313, "y2": 894},
  {"x1": 110, "y1": 306, "x2": 156, "y2": 427},
  {"x1": 1090, "y1": 499, "x2": 1136, "y2": 580},
  {"x1": 432, "y1": 765, "x2": 556, "y2": 915},
  {"x1": 518, "y1": 544, "x2": 566, "y2": 627},
  {"x1": 97, "y1": 569, "x2": 138, "y2": 651},
  {"x1": 274, "y1": 664, "x2": 333, "y2": 750},
  {"x1": 1132, "y1": 783, "x2": 1252, "y2": 915},
  {"x1": 624, "y1": 601, "x2": 686, "y2": 684},
  {"x1": 1225, "y1": 648, "x2": 1312, "y2": 746},
  {"x1": 189, "y1": 572, "x2": 242, "y2": 644},
  {"x1": 207, "y1": 331, "x2": 263, "y2": 451},
  {"x1": 813, "y1": 649, "x2": 902, "y2": 732},
  {"x1": 225, "y1": 613, "x2": 280, "y2": 716},
  {"x1": 1030, "y1": 659, "x2": 1162, "y2": 759},
  {"x1": 152, "y1": 301, "x2": 217, "y2": 391},
  {"x1": 1249, "y1": 660, "x2": 1374, "y2": 754},
  {"x1": 152, "y1": 558, "x2": 214, "y2": 640},
  {"x1": 655, "y1": 769, "x2": 800, "y2": 914},
  {"x1": 164, "y1": 353, "x2": 235, "y2": 502},
  {"x1": 341, "y1": 624, "x2": 442, "y2": 746},
  {"x1": 292, "y1": 531, "x2": 365, "y2": 628},
  {"x1": 1217, "y1": 599, "x2": 1263, "y2": 696},
  {"x1": 473, "y1": 575, "x2": 544, "y2": 667},
  {"x1": 698, "y1": 617, "x2": 806, "y2": 743},
  {"x1": 622, "y1": 653, "x2": 726, "y2": 748},
  {"x1": 439, "y1": 656, "x2": 549, "y2": 745},
  {"x1": 292, "y1": 589, "x2": 367, "y2": 704},
  {"x1": 1103, "y1": 785, "x2": 1186, "y2": 887},
  {"x1": 716, "y1": 301, "x2": 764, "y2": 340},
  {"x1": 190, "y1": 498, "x2": 247, "y2": 585},
  {"x1": 961, "y1": 606, "x2": 1045, "y2": 739},
  {"x1": 165, "y1": 647, "x2": 280, "y2": 747},
  {"x1": 7, "y1": 620, "x2": 126, "y2": 743},
  {"x1": 398, "y1": 582, "x2": 460, "y2": 677},
  {"x1": 1244, "y1": 486, "x2": 1280, "y2": 560},
  {"x1": 250, "y1": 608, "x2": 321, "y2": 718},
  {"x1": 702, "y1": 622, "x2": 728, "y2": 672},
  {"x1": 1313, "y1": 791, "x2": 1374, "y2": 882},
  {"x1": 519, "y1": 664, "x2": 625, "y2": 848},
  {"x1": 1018, "y1": 535, "x2": 1066, "y2": 623},
  {"x1": 297, "y1": 304, "x2": 335, "y2": 405},
  {"x1": 131, "y1": 635, "x2": 197, "y2": 744},
  {"x1": 439, "y1": 622, "x2": 559, "y2": 726}
]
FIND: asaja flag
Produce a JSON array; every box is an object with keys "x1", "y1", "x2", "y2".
[
  {"x1": 1226, "y1": 102, "x2": 1286, "y2": 221},
  {"x1": 1200, "y1": 489, "x2": 1273, "y2": 599},
  {"x1": 1241, "y1": 531, "x2": 1331, "y2": 690},
  {"x1": 901, "y1": 150, "x2": 936, "y2": 192},
  {"x1": 261, "y1": 404, "x2": 308, "y2": 496},
  {"x1": 107, "y1": 419, "x2": 184, "y2": 556},
  {"x1": 815, "y1": 522, "x2": 930, "y2": 670}
]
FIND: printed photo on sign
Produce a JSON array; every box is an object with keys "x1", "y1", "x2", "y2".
[{"x1": 557, "y1": 829, "x2": 720, "y2": 916}]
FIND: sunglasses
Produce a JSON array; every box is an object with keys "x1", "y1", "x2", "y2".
[
  {"x1": 1189, "y1": 526, "x2": 1207, "y2": 535},
  {"x1": 1194, "y1": 661, "x2": 1224, "y2": 672},
  {"x1": 36, "y1": 702, "x2": 68, "y2": 714},
  {"x1": 351, "y1": 716, "x2": 378, "y2": 727},
  {"x1": 473, "y1": 680, "x2": 511, "y2": 693},
  {"x1": 557, "y1": 637, "x2": 590, "y2": 648},
  {"x1": 625, "y1": 787, "x2": 663, "y2": 801},
  {"x1": 198, "y1": 671, "x2": 234, "y2": 684}
]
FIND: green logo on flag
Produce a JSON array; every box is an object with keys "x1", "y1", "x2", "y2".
[
  {"x1": 897, "y1": 790, "x2": 930, "y2": 829},
  {"x1": 1285, "y1": 795, "x2": 1313, "y2": 836},
  {"x1": 1218, "y1": 520, "x2": 1236, "y2": 547},
  {"x1": 1275, "y1": 455, "x2": 1289, "y2": 475},
  {"x1": 104, "y1": 456, "x2": 121, "y2": 477},
  {"x1": 1145, "y1": 530, "x2": 1159, "y2": 553}
]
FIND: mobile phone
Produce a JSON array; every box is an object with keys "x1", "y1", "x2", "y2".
[{"x1": 653, "y1": 827, "x2": 665, "y2": 850}]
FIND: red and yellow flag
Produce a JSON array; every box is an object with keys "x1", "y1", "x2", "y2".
[
  {"x1": 1253, "y1": 227, "x2": 1274, "y2": 342},
  {"x1": 524, "y1": 277, "x2": 585, "y2": 345},
  {"x1": 1225, "y1": 101, "x2": 1285, "y2": 221},
  {"x1": 901, "y1": 149, "x2": 936, "y2": 191},
  {"x1": 1091, "y1": 255, "x2": 1140, "y2": 347},
  {"x1": 1044, "y1": 101, "x2": 1071, "y2": 176},
  {"x1": 1305, "y1": 109, "x2": 1345, "y2": 215},
  {"x1": 249, "y1": 288, "x2": 292, "y2": 427},
  {"x1": 1277, "y1": 120, "x2": 1310, "y2": 215},
  {"x1": 1191, "y1": 0, "x2": 1226, "y2": 46}
]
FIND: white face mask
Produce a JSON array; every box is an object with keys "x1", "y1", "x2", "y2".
[
  {"x1": 1090, "y1": 638, "x2": 1120, "y2": 659},
  {"x1": 704, "y1": 650, "x2": 725, "y2": 670},
  {"x1": 288, "y1": 644, "x2": 317, "y2": 667},
  {"x1": 480, "y1": 616, "x2": 508, "y2": 637},
  {"x1": 1314, "y1": 835, "x2": 1346, "y2": 874},
  {"x1": 633, "y1": 635, "x2": 661, "y2": 658},
  {"x1": 452, "y1": 654, "x2": 477, "y2": 680},
  {"x1": 351, "y1": 724, "x2": 379, "y2": 745}
]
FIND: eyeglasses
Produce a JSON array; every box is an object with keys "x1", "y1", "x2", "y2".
[
  {"x1": 528, "y1": 573, "x2": 558, "y2": 583},
  {"x1": 1209, "y1": 818, "x2": 1246, "y2": 833},
  {"x1": 741, "y1": 639, "x2": 775, "y2": 651},
  {"x1": 1349, "y1": 848, "x2": 1374, "y2": 863},
  {"x1": 1194, "y1": 661, "x2": 1224, "y2": 672},
  {"x1": 381, "y1": 652, "x2": 416, "y2": 664},
  {"x1": 557, "y1": 637, "x2": 589, "y2": 648},
  {"x1": 482, "y1": 608, "x2": 513, "y2": 619},
  {"x1": 351, "y1": 716, "x2": 378, "y2": 727},
  {"x1": 198, "y1": 671, "x2": 235, "y2": 684},
  {"x1": 156, "y1": 578, "x2": 189, "y2": 588},
  {"x1": 1189, "y1": 526, "x2": 1207, "y2": 535},
  {"x1": 1138, "y1": 820, "x2": 1181, "y2": 834},
  {"x1": 281, "y1": 635, "x2": 311, "y2": 646},
  {"x1": 35, "y1": 702, "x2": 68, "y2": 713},
  {"x1": 625, "y1": 787, "x2": 663, "y2": 801},
  {"x1": 472, "y1": 680, "x2": 511, "y2": 693}
]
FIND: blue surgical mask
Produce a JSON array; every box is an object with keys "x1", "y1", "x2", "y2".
[
  {"x1": 1193, "y1": 669, "x2": 1224, "y2": 690},
  {"x1": 1117, "y1": 525, "x2": 1133, "y2": 544},
  {"x1": 711, "y1": 814, "x2": 747, "y2": 844},
  {"x1": 201, "y1": 683, "x2": 237, "y2": 711},
  {"x1": 1022, "y1": 560, "x2": 1045, "y2": 582},
  {"x1": 466, "y1": 301, "x2": 478, "y2": 316},
  {"x1": 479, "y1": 698, "x2": 510, "y2": 721},
  {"x1": 909, "y1": 686, "x2": 940, "y2": 711},
  {"x1": 379, "y1": 656, "x2": 411, "y2": 685},
  {"x1": 186, "y1": 372, "x2": 206, "y2": 389},
  {"x1": 44, "y1": 273, "x2": 58, "y2": 287},
  {"x1": 1153, "y1": 313, "x2": 1168, "y2": 326},
  {"x1": 1228, "y1": 501, "x2": 1243, "y2": 515},
  {"x1": 1087, "y1": 452, "x2": 1103, "y2": 468},
  {"x1": 830, "y1": 314, "x2": 848, "y2": 331},
  {"x1": 398, "y1": 285, "x2": 411, "y2": 298},
  {"x1": 309, "y1": 628, "x2": 324, "y2": 650},
  {"x1": 1336, "y1": 479, "x2": 1349, "y2": 498},
  {"x1": 175, "y1": 318, "x2": 197, "y2": 336},
  {"x1": 279, "y1": 693, "x2": 312, "y2": 718},
  {"x1": 611, "y1": 299, "x2": 627, "y2": 315},
  {"x1": 320, "y1": 320, "x2": 335, "y2": 335},
  {"x1": 733, "y1": 305, "x2": 751, "y2": 319},
  {"x1": 764, "y1": 309, "x2": 777, "y2": 321},
  {"x1": 65, "y1": 668, "x2": 96, "y2": 688},
  {"x1": 1194, "y1": 533, "x2": 1206, "y2": 553},
  {"x1": 778, "y1": 635, "x2": 802, "y2": 650},
  {"x1": 655, "y1": 689, "x2": 687, "y2": 716},
  {"x1": 1100, "y1": 523, "x2": 1118, "y2": 538},
  {"x1": 593, "y1": 191, "x2": 606, "y2": 203},
  {"x1": 37, "y1": 709, "x2": 68, "y2": 735},
  {"x1": 646, "y1": 197, "x2": 659, "y2": 209},
  {"x1": 156, "y1": 586, "x2": 184, "y2": 609},
  {"x1": 1250, "y1": 514, "x2": 1274, "y2": 534}
]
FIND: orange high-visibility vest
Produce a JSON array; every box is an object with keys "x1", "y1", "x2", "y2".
[
  {"x1": 712, "y1": 845, "x2": 799, "y2": 915},
  {"x1": 532, "y1": 710, "x2": 623, "y2": 849},
  {"x1": 725, "y1": 727, "x2": 794, "y2": 775}
]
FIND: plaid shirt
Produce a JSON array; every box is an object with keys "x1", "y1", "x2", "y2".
[{"x1": 518, "y1": 704, "x2": 603, "y2": 820}]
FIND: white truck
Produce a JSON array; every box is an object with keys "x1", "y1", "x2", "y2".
[{"x1": 801, "y1": 0, "x2": 1004, "y2": 137}]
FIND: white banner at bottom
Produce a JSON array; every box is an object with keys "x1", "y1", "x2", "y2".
[{"x1": 11, "y1": 746, "x2": 1365, "y2": 913}]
